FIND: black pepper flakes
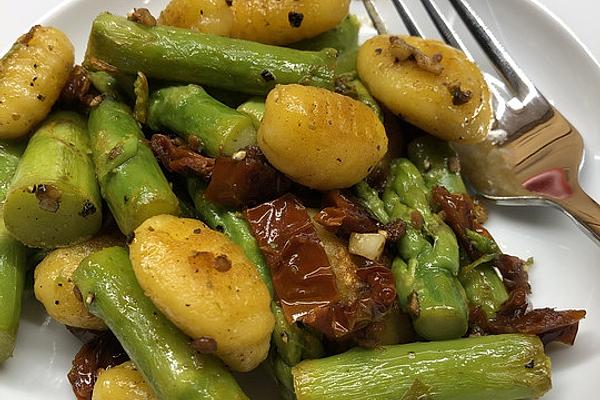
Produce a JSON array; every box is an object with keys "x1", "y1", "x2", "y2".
[
  {"x1": 225, "y1": 0, "x2": 232, "y2": 5},
  {"x1": 37, "y1": 94, "x2": 46, "y2": 101},
  {"x1": 126, "y1": 232, "x2": 136, "y2": 245},
  {"x1": 193, "y1": 228, "x2": 202, "y2": 234},
  {"x1": 288, "y1": 11, "x2": 304, "y2": 28},
  {"x1": 525, "y1": 360, "x2": 535, "y2": 369},
  {"x1": 79, "y1": 200, "x2": 97, "y2": 217},
  {"x1": 260, "y1": 69, "x2": 275, "y2": 82},
  {"x1": 448, "y1": 83, "x2": 472, "y2": 106}
]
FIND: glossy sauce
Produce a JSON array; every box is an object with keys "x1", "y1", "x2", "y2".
[{"x1": 245, "y1": 194, "x2": 339, "y2": 322}]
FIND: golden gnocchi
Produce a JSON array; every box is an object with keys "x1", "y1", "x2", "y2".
[
  {"x1": 258, "y1": 84, "x2": 388, "y2": 190},
  {"x1": 129, "y1": 215, "x2": 274, "y2": 372},
  {"x1": 0, "y1": 26, "x2": 74, "y2": 139},
  {"x1": 357, "y1": 35, "x2": 493, "y2": 143}
]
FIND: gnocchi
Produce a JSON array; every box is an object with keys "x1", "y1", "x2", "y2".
[
  {"x1": 34, "y1": 235, "x2": 122, "y2": 330},
  {"x1": 258, "y1": 84, "x2": 388, "y2": 190},
  {"x1": 129, "y1": 215, "x2": 275, "y2": 372},
  {"x1": 93, "y1": 361, "x2": 156, "y2": 400},
  {"x1": 0, "y1": 26, "x2": 74, "y2": 139},
  {"x1": 158, "y1": 0, "x2": 350, "y2": 45},
  {"x1": 357, "y1": 35, "x2": 493, "y2": 143}
]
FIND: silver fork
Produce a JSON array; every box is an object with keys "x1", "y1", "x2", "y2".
[{"x1": 361, "y1": 0, "x2": 600, "y2": 244}]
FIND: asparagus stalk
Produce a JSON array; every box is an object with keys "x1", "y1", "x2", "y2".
[
  {"x1": 354, "y1": 181, "x2": 390, "y2": 225},
  {"x1": 289, "y1": 15, "x2": 360, "y2": 54},
  {"x1": 0, "y1": 140, "x2": 26, "y2": 204},
  {"x1": 73, "y1": 246, "x2": 248, "y2": 400},
  {"x1": 0, "y1": 218, "x2": 27, "y2": 363},
  {"x1": 4, "y1": 111, "x2": 102, "y2": 248},
  {"x1": 271, "y1": 352, "x2": 296, "y2": 400},
  {"x1": 407, "y1": 136, "x2": 508, "y2": 319},
  {"x1": 335, "y1": 77, "x2": 382, "y2": 120},
  {"x1": 147, "y1": 85, "x2": 256, "y2": 157},
  {"x1": 357, "y1": 167, "x2": 468, "y2": 340},
  {"x1": 386, "y1": 160, "x2": 468, "y2": 340},
  {"x1": 88, "y1": 99, "x2": 179, "y2": 235},
  {"x1": 237, "y1": 97, "x2": 265, "y2": 129},
  {"x1": 84, "y1": 13, "x2": 337, "y2": 96},
  {"x1": 0, "y1": 140, "x2": 27, "y2": 362},
  {"x1": 88, "y1": 71, "x2": 126, "y2": 99},
  {"x1": 292, "y1": 334, "x2": 552, "y2": 400},
  {"x1": 407, "y1": 136, "x2": 467, "y2": 194},
  {"x1": 290, "y1": 15, "x2": 360, "y2": 75}
]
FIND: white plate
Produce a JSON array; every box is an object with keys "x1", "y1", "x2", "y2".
[{"x1": 1, "y1": 0, "x2": 600, "y2": 399}]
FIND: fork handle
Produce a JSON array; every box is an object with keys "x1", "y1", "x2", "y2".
[{"x1": 552, "y1": 187, "x2": 600, "y2": 243}]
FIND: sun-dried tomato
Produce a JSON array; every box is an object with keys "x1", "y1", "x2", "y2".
[
  {"x1": 150, "y1": 134, "x2": 215, "y2": 178},
  {"x1": 245, "y1": 195, "x2": 395, "y2": 343},
  {"x1": 314, "y1": 191, "x2": 381, "y2": 237},
  {"x1": 206, "y1": 146, "x2": 291, "y2": 208},
  {"x1": 67, "y1": 332, "x2": 129, "y2": 400}
]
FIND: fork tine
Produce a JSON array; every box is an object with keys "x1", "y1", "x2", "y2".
[
  {"x1": 419, "y1": 0, "x2": 474, "y2": 60},
  {"x1": 361, "y1": 0, "x2": 389, "y2": 34},
  {"x1": 391, "y1": 0, "x2": 425, "y2": 37},
  {"x1": 448, "y1": 0, "x2": 536, "y2": 97}
]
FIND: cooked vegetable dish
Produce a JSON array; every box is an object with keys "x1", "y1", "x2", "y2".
[{"x1": 0, "y1": 1, "x2": 586, "y2": 399}]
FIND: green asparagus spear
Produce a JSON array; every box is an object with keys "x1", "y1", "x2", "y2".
[
  {"x1": 0, "y1": 218, "x2": 27, "y2": 363},
  {"x1": 0, "y1": 140, "x2": 27, "y2": 362},
  {"x1": 387, "y1": 159, "x2": 468, "y2": 340},
  {"x1": 88, "y1": 98, "x2": 179, "y2": 235},
  {"x1": 290, "y1": 15, "x2": 360, "y2": 54},
  {"x1": 407, "y1": 136, "x2": 467, "y2": 194},
  {"x1": 290, "y1": 15, "x2": 360, "y2": 75},
  {"x1": 74, "y1": 246, "x2": 248, "y2": 399},
  {"x1": 407, "y1": 136, "x2": 508, "y2": 319},
  {"x1": 85, "y1": 13, "x2": 337, "y2": 96},
  {"x1": 391, "y1": 257, "x2": 468, "y2": 341},
  {"x1": 335, "y1": 77, "x2": 382, "y2": 120},
  {"x1": 336, "y1": 48, "x2": 359, "y2": 75},
  {"x1": 292, "y1": 334, "x2": 551, "y2": 400},
  {"x1": 354, "y1": 181, "x2": 390, "y2": 224},
  {"x1": 4, "y1": 112, "x2": 102, "y2": 248},
  {"x1": 88, "y1": 71, "x2": 124, "y2": 99},
  {"x1": 270, "y1": 352, "x2": 297, "y2": 400},
  {"x1": 358, "y1": 168, "x2": 468, "y2": 340},
  {"x1": 0, "y1": 140, "x2": 25, "y2": 204},
  {"x1": 237, "y1": 97, "x2": 265, "y2": 129},
  {"x1": 148, "y1": 85, "x2": 256, "y2": 157}
]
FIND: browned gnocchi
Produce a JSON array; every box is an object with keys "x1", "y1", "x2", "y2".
[
  {"x1": 158, "y1": 0, "x2": 350, "y2": 45},
  {"x1": 357, "y1": 35, "x2": 493, "y2": 143},
  {"x1": 0, "y1": 26, "x2": 74, "y2": 139},
  {"x1": 258, "y1": 84, "x2": 388, "y2": 190},
  {"x1": 129, "y1": 215, "x2": 275, "y2": 372}
]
